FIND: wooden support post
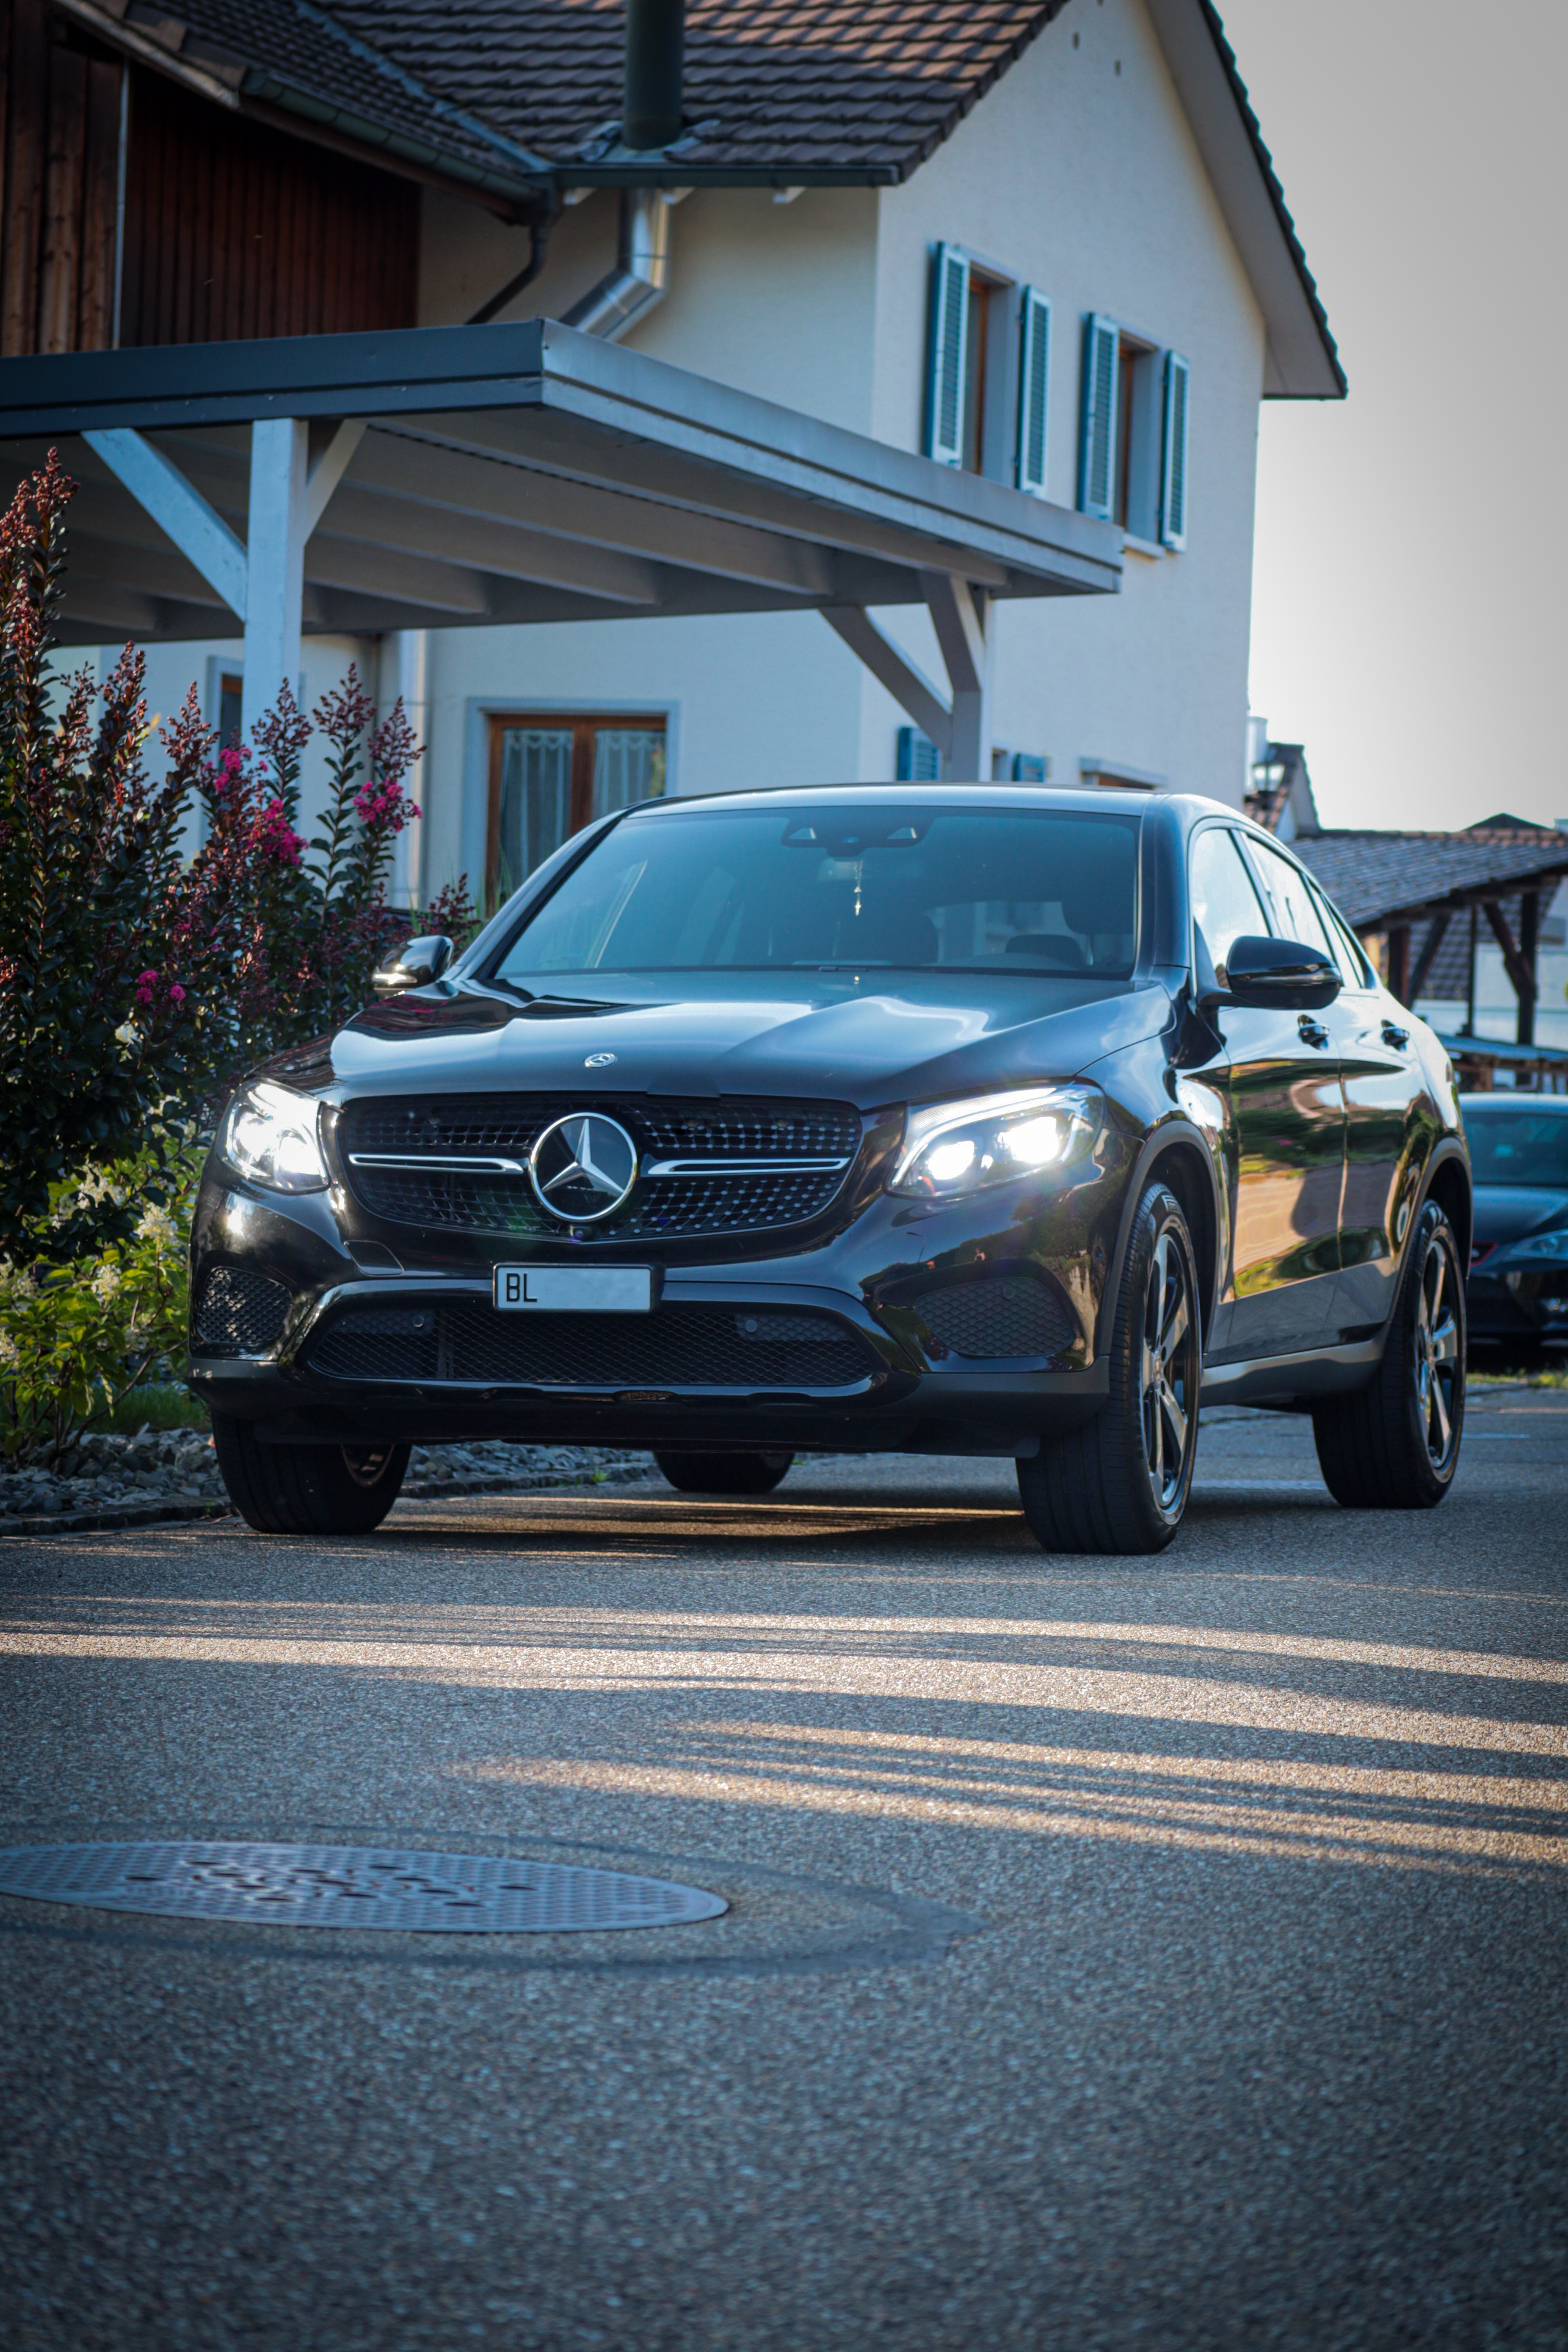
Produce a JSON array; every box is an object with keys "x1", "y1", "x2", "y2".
[
  {"x1": 1518, "y1": 889, "x2": 1539, "y2": 1047},
  {"x1": 1482, "y1": 897, "x2": 1537, "y2": 1042},
  {"x1": 1386, "y1": 924, "x2": 1411, "y2": 1006},
  {"x1": 242, "y1": 418, "x2": 309, "y2": 739},
  {"x1": 1465, "y1": 903, "x2": 1478, "y2": 1034}
]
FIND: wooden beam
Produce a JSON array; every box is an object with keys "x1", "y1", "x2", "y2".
[
  {"x1": 1386, "y1": 925, "x2": 1410, "y2": 1005},
  {"x1": 2, "y1": 0, "x2": 47, "y2": 355},
  {"x1": 82, "y1": 426, "x2": 247, "y2": 612},
  {"x1": 1407, "y1": 908, "x2": 1452, "y2": 1004},
  {"x1": 1483, "y1": 897, "x2": 1535, "y2": 1012},
  {"x1": 1518, "y1": 889, "x2": 1539, "y2": 1047},
  {"x1": 39, "y1": 39, "x2": 87, "y2": 354},
  {"x1": 820, "y1": 605, "x2": 952, "y2": 758}
]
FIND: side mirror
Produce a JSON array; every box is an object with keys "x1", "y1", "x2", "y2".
[
  {"x1": 1221, "y1": 934, "x2": 1341, "y2": 1012},
  {"x1": 371, "y1": 934, "x2": 454, "y2": 998}
]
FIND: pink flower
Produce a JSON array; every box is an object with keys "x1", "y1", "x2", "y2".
[{"x1": 169, "y1": 983, "x2": 186, "y2": 1003}]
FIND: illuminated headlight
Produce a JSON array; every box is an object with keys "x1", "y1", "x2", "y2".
[
  {"x1": 891, "y1": 1085, "x2": 1103, "y2": 1200},
  {"x1": 220, "y1": 1081, "x2": 328, "y2": 1193},
  {"x1": 1495, "y1": 1229, "x2": 1568, "y2": 1271}
]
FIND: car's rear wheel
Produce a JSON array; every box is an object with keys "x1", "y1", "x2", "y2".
[
  {"x1": 1016, "y1": 1181, "x2": 1201, "y2": 1554},
  {"x1": 653, "y1": 1450, "x2": 795, "y2": 1496},
  {"x1": 1312, "y1": 1200, "x2": 1465, "y2": 1508},
  {"x1": 212, "y1": 1413, "x2": 410, "y2": 1534}
]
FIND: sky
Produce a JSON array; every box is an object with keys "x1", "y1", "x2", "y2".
[{"x1": 1218, "y1": 0, "x2": 1568, "y2": 833}]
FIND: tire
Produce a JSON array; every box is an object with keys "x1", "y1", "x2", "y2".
[
  {"x1": 212, "y1": 1412, "x2": 410, "y2": 1534},
  {"x1": 653, "y1": 1450, "x2": 795, "y2": 1496},
  {"x1": 1312, "y1": 1199, "x2": 1465, "y2": 1509},
  {"x1": 1016, "y1": 1182, "x2": 1201, "y2": 1554}
]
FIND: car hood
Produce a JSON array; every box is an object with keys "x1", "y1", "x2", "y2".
[
  {"x1": 288, "y1": 971, "x2": 1174, "y2": 1111},
  {"x1": 1472, "y1": 1184, "x2": 1568, "y2": 1247}
]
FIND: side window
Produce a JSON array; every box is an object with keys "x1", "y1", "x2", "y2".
[
  {"x1": 1189, "y1": 826, "x2": 1270, "y2": 977},
  {"x1": 1245, "y1": 837, "x2": 1336, "y2": 960},
  {"x1": 1307, "y1": 878, "x2": 1371, "y2": 991}
]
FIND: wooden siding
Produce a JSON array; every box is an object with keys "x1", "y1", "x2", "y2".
[
  {"x1": 0, "y1": 0, "x2": 122, "y2": 355},
  {"x1": 0, "y1": 0, "x2": 419, "y2": 355},
  {"x1": 120, "y1": 69, "x2": 419, "y2": 347}
]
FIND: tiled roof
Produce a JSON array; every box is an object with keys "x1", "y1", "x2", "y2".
[
  {"x1": 1294, "y1": 830, "x2": 1568, "y2": 931},
  {"x1": 326, "y1": 0, "x2": 1071, "y2": 180}
]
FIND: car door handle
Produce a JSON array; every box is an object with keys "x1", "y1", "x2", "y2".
[
  {"x1": 1298, "y1": 1016, "x2": 1332, "y2": 1049},
  {"x1": 1381, "y1": 1020, "x2": 1410, "y2": 1049}
]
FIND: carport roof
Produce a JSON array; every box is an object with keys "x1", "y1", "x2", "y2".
[{"x1": 0, "y1": 318, "x2": 1122, "y2": 646}]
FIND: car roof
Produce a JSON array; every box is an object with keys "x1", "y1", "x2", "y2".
[{"x1": 624, "y1": 782, "x2": 1242, "y2": 823}]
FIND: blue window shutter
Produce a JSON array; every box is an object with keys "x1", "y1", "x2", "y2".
[
  {"x1": 1077, "y1": 313, "x2": 1120, "y2": 521},
  {"x1": 925, "y1": 243, "x2": 969, "y2": 467},
  {"x1": 1012, "y1": 752, "x2": 1049, "y2": 783},
  {"x1": 1160, "y1": 351, "x2": 1191, "y2": 549},
  {"x1": 1015, "y1": 287, "x2": 1051, "y2": 495},
  {"x1": 897, "y1": 726, "x2": 942, "y2": 781}
]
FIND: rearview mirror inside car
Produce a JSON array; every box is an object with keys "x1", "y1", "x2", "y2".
[
  {"x1": 1220, "y1": 934, "x2": 1341, "y2": 1012},
  {"x1": 371, "y1": 934, "x2": 454, "y2": 998}
]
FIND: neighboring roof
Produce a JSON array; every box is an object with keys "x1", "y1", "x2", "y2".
[
  {"x1": 0, "y1": 318, "x2": 1122, "y2": 643},
  {"x1": 1294, "y1": 828, "x2": 1568, "y2": 932},
  {"x1": 49, "y1": 0, "x2": 1342, "y2": 394}
]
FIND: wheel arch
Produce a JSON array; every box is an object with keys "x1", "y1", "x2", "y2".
[
  {"x1": 1098, "y1": 1120, "x2": 1223, "y2": 1359},
  {"x1": 1419, "y1": 1140, "x2": 1472, "y2": 1270}
]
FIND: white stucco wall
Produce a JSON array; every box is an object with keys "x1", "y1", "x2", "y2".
[{"x1": 862, "y1": 0, "x2": 1266, "y2": 800}]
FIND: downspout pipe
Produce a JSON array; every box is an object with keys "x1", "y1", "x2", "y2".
[{"x1": 562, "y1": 185, "x2": 676, "y2": 341}]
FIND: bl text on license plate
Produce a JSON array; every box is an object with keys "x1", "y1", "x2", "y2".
[{"x1": 494, "y1": 1266, "x2": 653, "y2": 1313}]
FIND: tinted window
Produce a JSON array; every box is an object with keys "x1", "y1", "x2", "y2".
[
  {"x1": 1307, "y1": 880, "x2": 1372, "y2": 989},
  {"x1": 1465, "y1": 1111, "x2": 1568, "y2": 1188},
  {"x1": 1189, "y1": 826, "x2": 1269, "y2": 975},
  {"x1": 494, "y1": 805, "x2": 1141, "y2": 980},
  {"x1": 1246, "y1": 837, "x2": 1336, "y2": 961}
]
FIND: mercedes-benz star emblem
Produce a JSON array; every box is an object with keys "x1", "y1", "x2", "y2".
[
  {"x1": 528, "y1": 1112, "x2": 638, "y2": 1224},
  {"x1": 584, "y1": 1051, "x2": 616, "y2": 1068}
]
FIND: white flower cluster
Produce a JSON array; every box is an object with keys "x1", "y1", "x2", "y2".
[
  {"x1": 71, "y1": 1168, "x2": 127, "y2": 1213},
  {"x1": 90, "y1": 1263, "x2": 123, "y2": 1302},
  {"x1": 0, "y1": 1332, "x2": 19, "y2": 1370},
  {"x1": 0, "y1": 1260, "x2": 37, "y2": 1303},
  {"x1": 114, "y1": 1020, "x2": 142, "y2": 1052},
  {"x1": 135, "y1": 1204, "x2": 178, "y2": 1249}
]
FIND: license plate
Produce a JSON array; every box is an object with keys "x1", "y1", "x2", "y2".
[{"x1": 494, "y1": 1265, "x2": 652, "y2": 1313}]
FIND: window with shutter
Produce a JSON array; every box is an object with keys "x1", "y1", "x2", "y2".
[
  {"x1": 1077, "y1": 313, "x2": 1120, "y2": 521},
  {"x1": 1015, "y1": 287, "x2": 1051, "y2": 495},
  {"x1": 1160, "y1": 352, "x2": 1190, "y2": 549},
  {"x1": 925, "y1": 243, "x2": 969, "y2": 468},
  {"x1": 897, "y1": 726, "x2": 943, "y2": 782}
]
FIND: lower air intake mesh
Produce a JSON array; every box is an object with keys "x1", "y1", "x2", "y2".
[
  {"x1": 193, "y1": 1265, "x2": 293, "y2": 1355},
  {"x1": 306, "y1": 1301, "x2": 877, "y2": 1392},
  {"x1": 918, "y1": 1274, "x2": 1074, "y2": 1363}
]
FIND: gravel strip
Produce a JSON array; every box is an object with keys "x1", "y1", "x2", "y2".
[{"x1": 0, "y1": 1429, "x2": 658, "y2": 1538}]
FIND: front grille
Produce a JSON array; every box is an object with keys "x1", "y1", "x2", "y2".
[
  {"x1": 917, "y1": 1274, "x2": 1074, "y2": 1363},
  {"x1": 337, "y1": 1094, "x2": 862, "y2": 1241},
  {"x1": 305, "y1": 1299, "x2": 878, "y2": 1391},
  {"x1": 193, "y1": 1265, "x2": 293, "y2": 1355}
]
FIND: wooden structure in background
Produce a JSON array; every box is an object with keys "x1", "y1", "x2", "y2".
[{"x1": 0, "y1": 0, "x2": 419, "y2": 358}]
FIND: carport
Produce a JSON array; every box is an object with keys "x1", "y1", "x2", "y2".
[{"x1": 0, "y1": 318, "x2": 1121, "y2": 777}]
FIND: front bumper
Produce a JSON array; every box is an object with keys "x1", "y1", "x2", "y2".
[
  {"x1": 187, "y1": 1148, "x2": 1123, "y2": 1456},
  {"x1": 1467, "y1": 1263, "x2": 1568, "y2": 1344}
]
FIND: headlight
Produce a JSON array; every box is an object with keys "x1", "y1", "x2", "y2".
[
  {"x1": 220, "y1": 1081, "x2": 328, "y2": 1193},
  {"x1": 1494, "y1": 1229, "x2": 1568, "y2": 1267},
  {"x1": 891, "y1": 1085, "x2": 1103, "y2": 1199}
]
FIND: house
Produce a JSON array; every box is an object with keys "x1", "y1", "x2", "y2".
[
  {"x1": 0, "y1": 0, "x2": 1342, "y2": 907},
  {"x1": 1240, "y1": 732, "x2": 1568, "y2": 1075}
]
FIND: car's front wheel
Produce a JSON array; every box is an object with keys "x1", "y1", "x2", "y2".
[
  {"x1": 1016, "y1": 1181, "x2": 1201, "y2": 1554},
  {"x1": 653, "y1": 1450, "x2": 795, "y2": 1496},
  {"x1": 212, "y1": 1414, "x2": 410, "y2": 1534},
  {"x1": 1312, "y1": 1199, "x2": 1465, "y2": 1509}
]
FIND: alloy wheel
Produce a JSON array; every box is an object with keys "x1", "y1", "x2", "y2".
[
  {"x1": 1414, "y1": 1228, "x2": 1463, "y2": 1473},
  {"x1": 1140, "y1": 1227, "x2": 1198, "y2": 1514}
]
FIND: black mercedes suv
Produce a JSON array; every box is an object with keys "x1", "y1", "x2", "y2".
[{"x1": 189, "y1": 784, "x2": 1471, "y2": 1553}]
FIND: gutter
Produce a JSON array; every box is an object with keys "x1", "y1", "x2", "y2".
[{"x1": 561, "y1": 187, "x2": 684, "y2": 342}]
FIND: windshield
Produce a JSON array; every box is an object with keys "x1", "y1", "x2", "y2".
[
  {"x1": 1466, "y1": 1109, "x2": 1568, "y2": 1188},
  {"x1": 493, "y1": 805, "x2": 1141, "y2": 982}
]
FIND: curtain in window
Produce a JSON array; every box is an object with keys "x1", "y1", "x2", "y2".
[
  {"x1": 592, "y1": 728, "x2": 666, "y2": 817},
  {"x1": 496, "y1": 727, "x2": 573, "y2": 895}
]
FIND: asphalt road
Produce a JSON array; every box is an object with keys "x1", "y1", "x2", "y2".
[{"x1": 2, "y1": 1391, "x2": 1567, "y2": 2352}]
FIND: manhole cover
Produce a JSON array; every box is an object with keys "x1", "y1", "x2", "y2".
[{"x1": 0, "y1": 1842, "x2": 728, "y2": 1934}]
